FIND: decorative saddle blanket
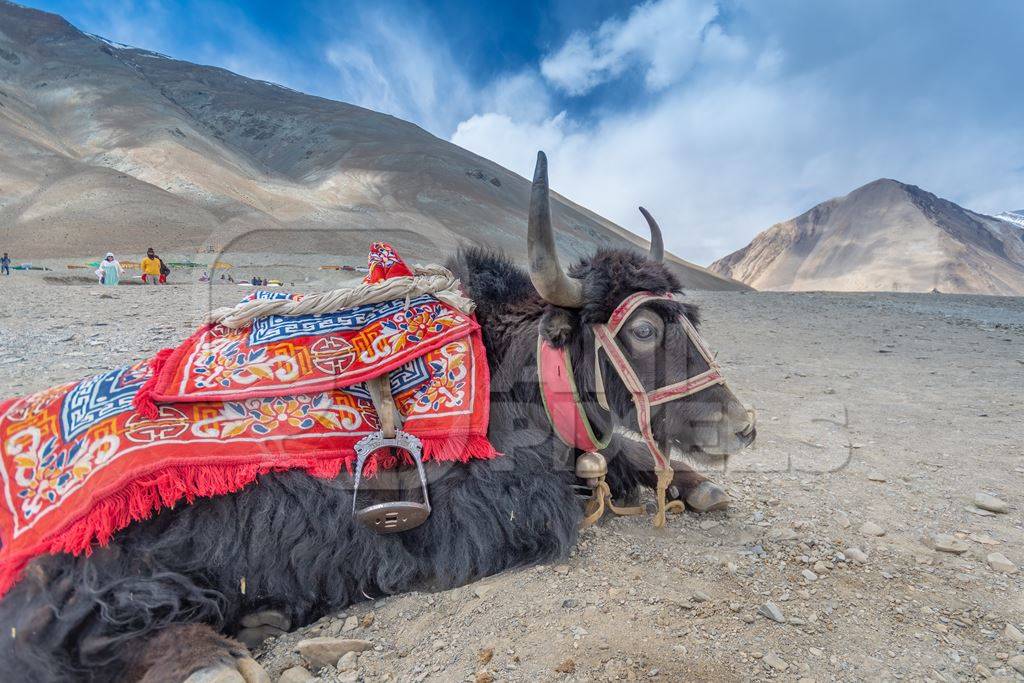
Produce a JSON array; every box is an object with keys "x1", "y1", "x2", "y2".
[{"x1": 0, "y1": 245, "x2": 497, "y2": 596}]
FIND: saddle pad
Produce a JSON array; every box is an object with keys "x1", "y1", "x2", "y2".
[
  {"x1": 0, "y1": 294, "x2": 497, "y2": 597},
  {"x1": 147, "y1": 292, "x2": 479, "y2": 403}
]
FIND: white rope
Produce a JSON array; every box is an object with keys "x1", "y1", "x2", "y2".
[{"x1": 205, "y1": 264, "x2": 475, "y2": 329}]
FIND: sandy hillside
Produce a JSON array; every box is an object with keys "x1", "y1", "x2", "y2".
[
  {"x1": 0, "y1": 1, "x2": 744, "y2": 292},
  {"x1": 710, "y1": 179, "x2": 1024, "y2": 295},
  {"x1": 0, "y1": 274, "x2": 1021, "y2": 682}
]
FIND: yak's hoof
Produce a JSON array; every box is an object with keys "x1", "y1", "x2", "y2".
[
  {"x1": 685, "y1": 481, "x2": 730, "y2": 512},
  {"x1": 236, "y1": 610, "x2": 291, "y2": 650},
  {"x1": 183, "y1": 658, "x2": 271, "y2": 683}
]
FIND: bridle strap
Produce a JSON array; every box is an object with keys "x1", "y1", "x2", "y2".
[
  {"x1": 593, "y1": 324, "x2": 670, "y2": 471},
  {"x1": 540, "y1": 290, "x2": 727, "y2": 471},
  {"x1": 593, "y1": 291, "x2": 727, "y2": 472},
  {"x1": 537, "y1": 290, "x2": 733, "y2": 528}
]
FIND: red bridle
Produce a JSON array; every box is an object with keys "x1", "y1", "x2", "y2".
[{"x1": 539, "y1": 291, "x2": 725, "y2": 472}]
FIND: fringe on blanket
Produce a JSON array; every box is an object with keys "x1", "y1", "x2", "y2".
[{"x1": 0, "y1": 433, "x2": 499, "y2": 597}]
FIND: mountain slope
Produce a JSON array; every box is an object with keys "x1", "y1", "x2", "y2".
[
  {"x1": 710, "y1": 179, "x2": 1024, "y2": 295},
  {"x1": 0, "y1": 1, "x2": 746, "y2": 291},
  {"x1": 996, "y1": 210, "x2": 1024, "y2": 230}
]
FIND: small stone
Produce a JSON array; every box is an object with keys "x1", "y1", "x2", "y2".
[
  {"x1": 342, "y1": 615, "x2": 359, "y2": 632},
  {"x1": 930, "y1": 533, "x2": 969, "y2": 554},
  {"x1": 553, "y1": 564, "x2": 570, "y2": 575},
  {"x1": 475, "y1": 670, "x2": 495, "y2": 683},
  {"x1": 866, "y1": 472, "x2": 887, "y2": 482},
  {"x1": 801, "y1": 569, "x2": 818, "y2": 582},
  {"x1": 974, "y1": 493, "x2": 1008, "y2": 514},
  {"x1": 770, "y1": 527, "x2": 799, "y2": 541},
  {"x1": 1009, "y1": 655, "x2": 1024, "y2": 675},
  {"x1": 336, "y1": 651, "x2": 359, "y2": 672},
  {"x1": 763, "y1": 653, "x2": 789, "y2": 671},
  {"x1": 359, "y1": 612, "x2": 375, "y2": 628},
  {"x1": 295, "y1": 638, "x2": 372, "y2": 671},
  {"x1": 692, "y1": 591, "x2": 711, "y2": 603},
  {"x1": 758, "y1": 602, "x2": 785, "y2": 623},
  {"x1": 986, "y1": 552, "x2": 1018, "y2": 574},
  {"x1": 969, "y1": 533, "x2": 1001, "y2": 546},
  {"x1": 860, "y1": 521, "x2": 885, "y2": 537},
  {"x1": 278, "y1": 667, "x2": 315, "y2": 683},
  {"x1": 562, "y1": 598, "x2": 579, "y2": 608},
  {"x1": 836, "y1": 512, "x2": 851, "y2": 529},
  {"x1": 845, "y1": 547, "x2": 868, "y2": 564},
  {"x1": 432, "y1": 639, "x2": 445, "y2": 651},
  {"x1": 555, "y1": 658, "x2": 576, "y2": 674},
  {"x1": 478, "y1": 647, "x2": 494, "y2": 664},
  {"x1": 1004, "y1": 623, "x2": 1024, "y2": 643},
  {"x1": 964, "y1": 505, "x2": 996, "y2": 517}
]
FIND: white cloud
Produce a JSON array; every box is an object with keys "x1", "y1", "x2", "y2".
[
  {"x1": 323, "y1": 12, "x2": 475, "y2": 134},
  {"x1": 65, "y1": 0, "x2": 1024, "y2": 267},
  {"x1": 540, "y1": 0, "x2": 722, "y2": 95},
  {"x1": 452, "y1": 0, "x2": 1024, "y2": 265}
]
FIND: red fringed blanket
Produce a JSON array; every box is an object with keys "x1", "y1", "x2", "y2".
[{"x1": 0, "y1": 247, "x2": 498, "y2": 596}]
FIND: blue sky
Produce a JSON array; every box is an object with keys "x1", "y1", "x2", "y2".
[{"x1": 27, "y1": 0, "x2": 1024, "y2": 264}]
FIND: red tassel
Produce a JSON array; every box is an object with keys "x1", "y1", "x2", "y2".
[
  {"x1": 0, "y1": 433, "x2": 501, "y2": 596},
  {"x1": 420, "y1": 434, "x2": 501, "y2": 462},
  {"x1": 0, "y1": 456, "x2": 350, "y2": 598},
  {"x1": 133, "y1": 347, "x2": 176, "y2": 418}
]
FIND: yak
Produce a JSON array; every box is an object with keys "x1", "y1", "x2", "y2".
[{"x1": 0, "y1": 153, "x2": 755, "y2": 682}]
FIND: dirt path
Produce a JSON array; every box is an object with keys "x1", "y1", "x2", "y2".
[{"x1": 0, "y1": 277, "x2": 1021, "y2": 681}]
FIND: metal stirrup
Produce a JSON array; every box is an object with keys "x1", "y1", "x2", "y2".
[{"x1": 351, "y1": 374, "x2": 432, "y2": 533}]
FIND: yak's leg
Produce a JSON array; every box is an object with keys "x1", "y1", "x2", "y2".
[
  {"x1": 664, "y1": 463, "x2": 731, "y2": 513},
  {"x1": 234, "y1": 610, "x2": 291, "y2": 651},
  {"x1": 127, "y1": 623, "x2": 270, "y2": 683},
  {"x1": 640, "y1": 460, "x2": 730, "y2": 513},
  {"x1": 611, "y1": 436, "x2": 731, "y2": 512}
]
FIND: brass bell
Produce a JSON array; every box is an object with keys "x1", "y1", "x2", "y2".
[{"x1": 575, "y1": 451, "x2": 607, "y2": 485}]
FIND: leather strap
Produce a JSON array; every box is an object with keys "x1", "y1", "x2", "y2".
[
  {"x1": 539, "y1": 291, "x2": 727, "y2": 459},
  {"x1": 367, "y1": 373, "x2": 401, "y2": 439}
]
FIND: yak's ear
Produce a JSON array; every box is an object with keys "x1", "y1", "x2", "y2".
[{"x1": 540, "y1": 306, "x2": 579, "y2": 348}]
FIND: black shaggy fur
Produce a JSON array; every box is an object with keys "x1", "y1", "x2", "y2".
[{"x1": 0, "y1": 248, "x2": 704, "y2": 682}]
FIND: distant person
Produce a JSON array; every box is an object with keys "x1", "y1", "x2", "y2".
[
  {"x1": 1, "y1": 252, "x2": 10, "y2": 276},
  {"x1": 141, "y1": 248, "x2": 161, "y2": 284},
  {"x1": 158, "y1": 256, "x2": 170, "y2": 284},
  {"x1": 199, "y1": 270, "x2": 210, "y2": 283},
  {"x1": 97, "y1": 253, "x2": 122, "y2": 286}
]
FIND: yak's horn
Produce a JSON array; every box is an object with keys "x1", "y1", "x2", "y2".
[
  {"x1": 638, "y1": 207, "x2": 664, "y2": 262},
  {"x1": 528, "y1": 151, "x2": 584, "y2": 307}
]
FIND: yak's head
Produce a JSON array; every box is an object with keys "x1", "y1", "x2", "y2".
[{"x1": 529, "y1": 152, "x2": 755, "y2": 468}]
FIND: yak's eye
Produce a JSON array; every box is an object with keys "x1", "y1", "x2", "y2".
[{"x1": 631, "y1": 322, "x2": 657, "y2": 341}]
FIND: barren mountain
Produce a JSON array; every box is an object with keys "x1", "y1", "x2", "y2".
[
  {"x1": 0, "y1": 0, "x2": 744, "y2": 290},
  {"x1": 710, "y1": 179, "x2": 1024, "y2": 295}
]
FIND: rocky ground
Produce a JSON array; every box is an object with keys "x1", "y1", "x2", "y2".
[{"x1": 0, "y1": 274, "x2": 1022, "y2": 682}]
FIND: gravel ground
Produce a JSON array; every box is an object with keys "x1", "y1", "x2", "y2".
[{"x1": 1, "y1": 275, "x2": 1022, "y2": 682}]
